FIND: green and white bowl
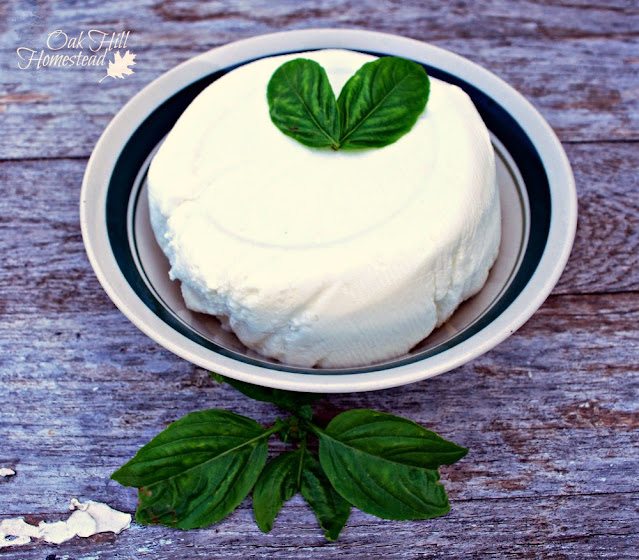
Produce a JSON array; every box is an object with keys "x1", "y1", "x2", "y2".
[{"x1": 81, "y1": 29, "x2": 577, "y2": 393}]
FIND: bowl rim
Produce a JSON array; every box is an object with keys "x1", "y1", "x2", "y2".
[{"x1": 80, "y1": 28, "x2": 577, "y2": 393}]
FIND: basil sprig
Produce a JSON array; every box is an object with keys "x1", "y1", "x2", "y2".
[
  {"x1": 112, "y1": 374, "x2": 467, "y2": 541},
  {"x1": 267, "y1": 56, "x2": 430, "y2": 150}
]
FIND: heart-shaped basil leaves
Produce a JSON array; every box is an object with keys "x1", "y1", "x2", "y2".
[{"x1": 267, "y1": 55, "x2": 430, "y2": 150}]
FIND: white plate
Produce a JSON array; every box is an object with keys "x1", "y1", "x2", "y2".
[{"x1": 81, "y1": 29, "x2": 576, "y2": 393}]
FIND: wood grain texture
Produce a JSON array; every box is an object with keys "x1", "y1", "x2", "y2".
[
  {"x1": 0, "y1": 294, "x2": 638, "y2": 558},
  {"x1": 1, "y1": 0, "x2": 638, "y2": 158},
  {"x1": 0, "y1": 141, "x2": 636, "y2": 312},
  {"x1": 2, "y1": 0, "x2": 637, "y2": 45},
  {"x1": 0, "y1": 0, "x2": 637, "y2": 558},
  {"x1": 2, "y1": 36, "x2": 638, "y2": 158}
]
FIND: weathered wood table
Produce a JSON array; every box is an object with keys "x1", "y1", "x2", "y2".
[{"x1": 1, "y1": 1, "x2": 638, "y2": 558}]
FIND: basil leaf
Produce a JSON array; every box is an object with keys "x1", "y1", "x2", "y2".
[
  {"x1": 323, "y1": 409, "x2": 467, "y2": 469},
  {"x1": 111, "y1": 409, "x2": 272, "y2": 529},
  {"x1": 253, "y1": 445, "x2": 350, "y2": 540},
  {"x1": 252, "y1": 450, "x2": 301, "y2": 533},
  {"x1": 316, "y1": 410, "x2": 454, "y2": 520},
  {"x1": 301, "y1": 451, "x2": 351, "y2": 541},
  {"x1": 211, "y1": 372, "x2": 323, "y2": 412},
  {"x1": 337, "y1": 56, "x2": 429, "y2": 149},
  {"x1": 267, "y1": 58, "x2": 340, "y2": 149}
]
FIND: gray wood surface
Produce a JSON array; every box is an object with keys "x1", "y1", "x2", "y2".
[{"x1": 1, "y1": 1, "x2": 638, "y2": 558}]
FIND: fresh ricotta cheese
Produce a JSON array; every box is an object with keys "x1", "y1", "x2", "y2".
[{"x1": 148, "y1": 49, "x2": 501, "y2": 368}]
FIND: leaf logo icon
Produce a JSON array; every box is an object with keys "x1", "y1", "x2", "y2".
[{"x1": 99, "y1": 50, "x2": 136, "y2": 83}]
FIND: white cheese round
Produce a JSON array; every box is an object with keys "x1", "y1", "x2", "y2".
[{"x1": 148, "y1": 49, "x2": 501, "y2": 368}]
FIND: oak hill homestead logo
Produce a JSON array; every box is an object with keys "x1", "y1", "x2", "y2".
[{"x1": 16, "y1": 30, "x2": 136, "y2": 83}]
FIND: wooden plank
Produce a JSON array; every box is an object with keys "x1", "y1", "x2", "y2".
[
  {"x1": 1, "y1": 143, "x2": 637, "y2": 317},
  {"x1": 0, "y1": 493, "x2": 637, "y2": 559},
  {"x1": 0, "y1": 294, "x2": 637, "y2": 499},
  {"x1": 556, "y1": 142, "x2": 639, "y2": 295},
  {"x1": 0, "y1": 294, "x2": 639, "y2": 558},
  {"x1": 3, "y1": 0, "x2": 637, "y2": 48},
  {"x1": 0, "y1": 293, "x2": 638, "y2": 557},
  {"x1": 1, "y1": 35, "x2": 638, "y2": 159},
  {"x1": 0, "y1": 291, "x2": 637, "y2": 495}
]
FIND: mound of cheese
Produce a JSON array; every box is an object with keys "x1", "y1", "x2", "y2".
[{"x1": 148, "y1": 49, "x2": 500, "y2": 368}]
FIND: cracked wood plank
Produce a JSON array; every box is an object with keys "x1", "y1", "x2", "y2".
[
  {"x1": 1, "y1": 0, "x2": 637, "y2": 46},
  {"x1": 0, "y1": 493, "x2": 637, "y2": 558},
  {"x1": 0, "y1": 292, "x2": 637, "y2": 557},
  {"x1": 1, "y1": 34, "x2": 638, "y2": 158},
  {"x1": 0, "y1": 143, "x2": 637, "y2": 313}
]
